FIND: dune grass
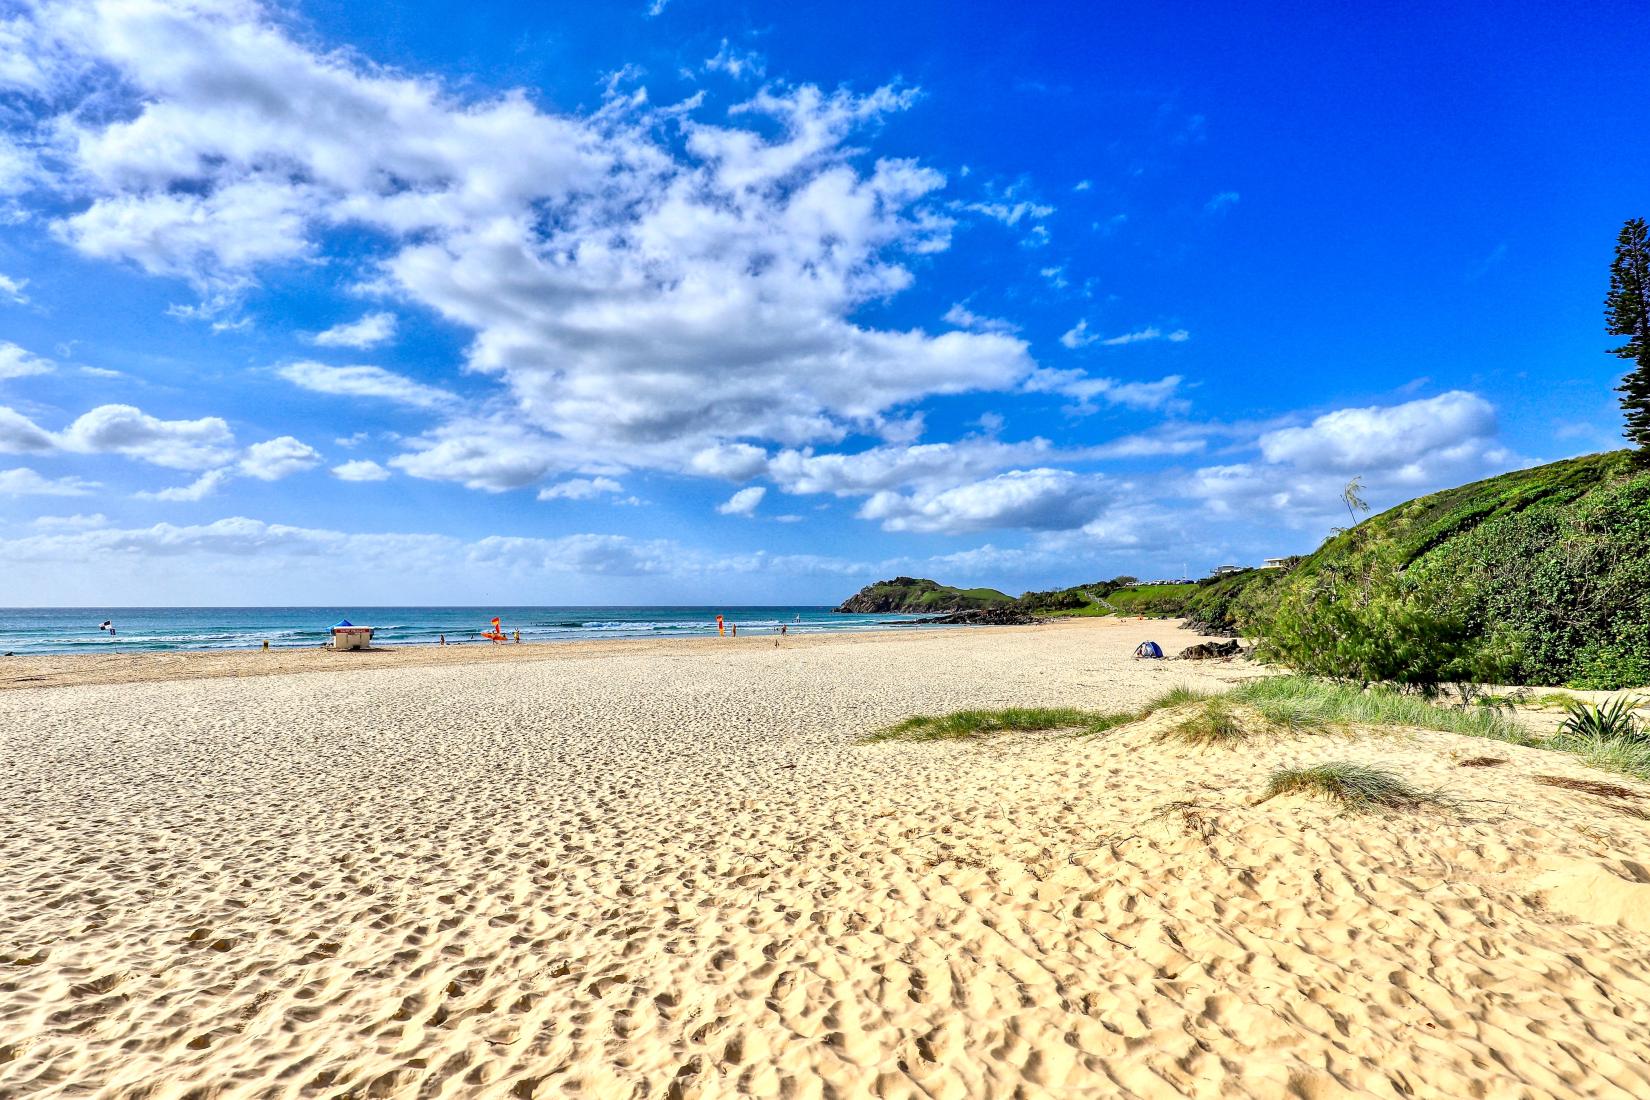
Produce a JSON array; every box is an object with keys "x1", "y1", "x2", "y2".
[
  {"x1": 1552, "y1": 732, "x2": 1650, "y2": 782},
  {"x1": 872, "y1": 676, "x2": 1529, "y2": 748},
  {"x1": 1257, "y1": 762, "x2": 1439, "y2": 812},
  {"x1": 1145, "y1": 683, "x2": 1213, "y2": 710},
  {"x1": 865, "y1": 707, "x2": 1137, "y2": 743},
  {"x1": 1227, "y1": 676, "x2": 1533, "y2": 743},
  {"x1": 1158, "y1": 696, "x2": 1255, "y2": 748}
]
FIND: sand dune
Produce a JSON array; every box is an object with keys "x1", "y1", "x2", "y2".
[{"x1": 2, "y1": 619, "x2": 1648, "y2": 1098}]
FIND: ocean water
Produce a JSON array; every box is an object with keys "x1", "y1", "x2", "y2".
[{"x1": 0, "y1": 606, "x2": 935, "y2": 655}]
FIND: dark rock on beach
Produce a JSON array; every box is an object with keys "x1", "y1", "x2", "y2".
[{"x1": 1177, "y1": 639, "x2": 1242, "y2": 660}]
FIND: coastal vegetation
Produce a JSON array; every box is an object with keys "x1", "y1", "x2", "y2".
[
  {"x1": 864, "y1": 707, "x2": 1135, "y2": 742},
  {"x1": 1607, "y1": 216, "x2": 1650, "y2": 455},
  {"x1": 1257, "y1": 762, "x2": 1439, "y2": 812},
  {"x1": 848, "y1": 448, "x2": 1650, "y2": 692},
  {"x1": 1248, "y1": 450, "x2": 1650, "y2": 690},
  {"x1": 871, "y1": 677, "x2": 1650, "y2": 782}
]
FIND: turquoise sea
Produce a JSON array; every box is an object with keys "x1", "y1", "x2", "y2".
[{"x1": 0, "y1": 606, "x2": 934, "y2": 655}]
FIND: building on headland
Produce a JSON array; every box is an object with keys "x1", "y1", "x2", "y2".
[
  {"x1": 1210, "y1": 564, "x2": 1245, "y2": 577},
  {"x1": 1260, "y1": 557, "x2": 1294, "y2": 570}
]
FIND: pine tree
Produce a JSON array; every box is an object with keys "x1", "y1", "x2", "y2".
[{"x1": 1606, "y1": 217, "x2": 1650, "y2": 455}]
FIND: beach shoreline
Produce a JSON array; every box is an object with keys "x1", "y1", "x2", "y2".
[{"x1": 0, "y1": 616, "x2": 1173, "y2": 693}]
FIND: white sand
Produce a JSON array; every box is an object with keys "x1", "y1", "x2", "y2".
[{"x1": 2, "y1": 618, "x2": 1648, "y2": 1098}]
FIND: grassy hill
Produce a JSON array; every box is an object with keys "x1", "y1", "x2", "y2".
[
  {"x1": 1252, "y1": 450, "x2": 1650, "y2": 688},
  {"x1": 835, "y1": 577, "x2": 1015, "y2": 613}
]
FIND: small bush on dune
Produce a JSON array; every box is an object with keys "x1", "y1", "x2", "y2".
[
  {"x1": 865, "y1": 707, "x2": 1135, "y2": 743},
  {"x1": 1257, "y1": 762, "x2": 1438, "y2": 812},
  {"x1": 1550, "y1": 699, "x2": 1650, "y2": 781},
  {"x1": 1556, "y1": 697, "x2": 1646, "y2": 743}
]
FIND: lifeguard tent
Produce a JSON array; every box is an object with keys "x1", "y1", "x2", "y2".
[{"x1": 330, "y1": 619, "x2": 374, "y2": 651}]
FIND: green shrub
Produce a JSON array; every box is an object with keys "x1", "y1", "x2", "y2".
[
  {"x1": 1238, "y1": 452, "x2": 1650, "y2": 690},
  {"x1": 1242, "y1": 533, "x2": 1510, "y2": 693},
  {"x1": 1556, "y1": 697, "x2": 1646, "y2": 743}
]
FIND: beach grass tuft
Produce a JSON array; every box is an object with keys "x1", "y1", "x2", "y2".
[
  {"x1": 1550, "y1": 732, "x2": 1650, "y2": 782},
  {"x1": 865, "y1": 707, "x2": 1136, "y2": 743},
  {"x1": 1158, "y1": 697, "x2": 1255, "y2": 748},
  {"x1": 1257, "y1": 761, "x2": 1439, "y2": 812},
  {"x1": 1145, "y1": 683, "x2": 1214, "y2": 711}
]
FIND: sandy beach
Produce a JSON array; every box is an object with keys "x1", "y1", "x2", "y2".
[{"x1": 3, "y1": 617, "x2": 1649, "y2": 1099}]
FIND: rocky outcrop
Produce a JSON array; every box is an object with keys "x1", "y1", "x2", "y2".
[{"x1": 907, "y1": 608, "x2": 1044, "y2": 626}]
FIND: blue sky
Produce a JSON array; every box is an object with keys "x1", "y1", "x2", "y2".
[{"x1": 1, "y1": 0, "x2": 1645, "y2": 605}]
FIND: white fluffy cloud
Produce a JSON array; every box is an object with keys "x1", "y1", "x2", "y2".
[
  {"x1": 60, "y1": 406, "x2": 236, "y2": 469},
  {"x1": 309, "y1": 312, "x2": 397, "y2": 350},
  {"x1": 943, "y1": 303, "x2": 1019, "y2": 335},
  {"x1": 32, "y1": 512, "x2": 108, "y2": 529},
  {"x1": 0, "y1": 341, "x2": 53, "y2": 380},
  {"x1": 717, "y1": 485, "x2": 766, "y2": 516},
  {"x1": 0, "y1": 274, "x2": 29, "y2": 305},
  {"x1": 1187, "y1": 391, "x2": 1518, "y2": 526},
  {"x1": 240, "y1": 436, "x2": 322, "y2": 480},
  {"x1": 538, "y1": 476, "x2": 624, "y2": 501},
  {"x1": 689, "y1": 442, "x2": 769, "y2": 481},
  {"x1": 136, "y1": 468, "x2": 231, "y2": 502},
  {"x1": 278, "y1": 361, "x2": 454, "y2": 409},
  {"x1": 7, "y1": 1, "x2": 1033, "y2": 486},
  {"x1": 389, "y1": 418, "x2": 572, "y2": 491},
  {"x1": 1257, "y1": 390, "x2": 1496, "y2": 473},
  {"x1": 0, "y1": 403, "x2": 241, "y2": 469},
  {"x1": 0, "y1": 515, "x2": 872, "y2": 583},
  {"x1": 859, "y1": 468, "x2": 1107, "y2": 534},
  {"x1": 766, "y1": 438, "x2": 1054, "y2": 496},
  {"x1": 331, "y1": 459, "x2": 391, "y2": 482},
  {"x1": 1025, "y1": 368, "x2": 1185, "y2": 412},
  {"x1": 0, "y1": 466, "x2": 98, "y2": 496}
]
